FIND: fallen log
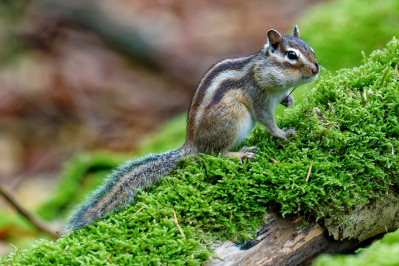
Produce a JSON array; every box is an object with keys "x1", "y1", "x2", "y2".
[{"x1": 209, "y1": 194, "x2": 399, "y2": 265}]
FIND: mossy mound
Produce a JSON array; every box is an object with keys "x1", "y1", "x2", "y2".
[{"x1": 2, "y1": 39, "x2": 398, "y2": 265}]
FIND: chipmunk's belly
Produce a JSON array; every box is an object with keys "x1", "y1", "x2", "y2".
[{"x1": 234, "y1": 112, "x2": 254, "y2": 146}]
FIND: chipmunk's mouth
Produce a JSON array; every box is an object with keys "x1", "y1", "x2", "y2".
[
  {"x1": 301, "y1": 73, "x2": 318, "y2": 84},
  {"x1": 301, "y1": 63, "x2": 319, "y2": 82},
  {"x1": 307, "y1": 74, "x2": 318, "y2": 82}
]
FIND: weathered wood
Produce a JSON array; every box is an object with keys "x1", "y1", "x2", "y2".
[
  {"x1": 210, "y1": 191, "x2": 399, "y2": 265},
  {"x1": 208, "y1": 193, "x2": 399, "y2": 266},
  {"x1": 208, "y1": 210, "x2": 359, "y2": 266},
  {"x1": 325, "y1": 195, "x2": 399, "y2": 242}
]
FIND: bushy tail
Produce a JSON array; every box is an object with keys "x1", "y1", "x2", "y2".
[{"x1": 63, "y1": 146, "x2": 193, "y2": 232}]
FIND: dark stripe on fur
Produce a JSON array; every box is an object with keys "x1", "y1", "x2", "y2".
[
  {"x1": 186, "y1": 55, "x2": 255, "y2": 140},
  {"x1": 284, "y1": 35, "x2": 317, "y2": 61},
  {"x1": 204, "y1": 76, "x2": 250, "y2": 111},
  {"x1": 271, "y1": 58, "x2": 300, "y2": 70}
]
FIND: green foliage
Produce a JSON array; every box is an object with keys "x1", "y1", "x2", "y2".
[
  {"x1": 135, "y1": 113, "x2": 187, "y2": 156},
  {"x1": 313, "y1": 228, "x2": 399, "y2": 266},
  {"x1": 2, "y1": 38, "x2": 398, "y2": 265},
  {"x1": 0, "y1": 0, "x2": 31, "y2": 64},
  {"x1": 299, "y1": 0, "x2": 399, "y2": 70},
  {"x1": 36, "y1": 151, "x2": 130, "y2": 220}
]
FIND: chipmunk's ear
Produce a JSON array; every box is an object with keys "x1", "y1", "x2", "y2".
[
  {"x1": 293, "y1": 25, "x2": 300, "y2": 37},
  {"x1": 266, "y1": 29, "x2": 283, "y2": 52}
]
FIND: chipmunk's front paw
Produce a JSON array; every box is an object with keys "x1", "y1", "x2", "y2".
[
  {"x1": 283, "y1": 128, "x2": 296, "y2": 136},
  {"x1": 280, "y1": 95, "x2": 294, "y2": 107},
  {"x1": 273, "y1": 128, "x2": 295, "y2": 140}
]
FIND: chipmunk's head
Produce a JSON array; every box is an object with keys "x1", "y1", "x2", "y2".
[{"x1": 255, "y1": 26, "x2": 319, "y2": 89}]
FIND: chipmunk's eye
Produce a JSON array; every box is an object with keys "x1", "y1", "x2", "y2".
[{"x1": 287, "y1": 51, "x2": 298, "y2": 60}]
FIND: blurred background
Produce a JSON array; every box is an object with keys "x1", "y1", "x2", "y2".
[{"x1": 0, "y1": 0, "x2": 397, "y2": 256}]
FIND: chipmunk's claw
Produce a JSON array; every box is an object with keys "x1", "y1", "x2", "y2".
[
  {"x1": 237, "y1": 146, "x2": 258, "y2": 164},
  {"x1": 224, "y1": 146, "x2": 259, "y2": 165}
]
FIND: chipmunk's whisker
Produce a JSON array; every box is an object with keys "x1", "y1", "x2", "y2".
[{"x1": 289, "y1": 86, "x2": 298, "y2": 96}]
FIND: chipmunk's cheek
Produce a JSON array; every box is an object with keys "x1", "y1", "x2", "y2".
[{"x1": 301, "y1": 64, "x2": 318, "y2": 80}]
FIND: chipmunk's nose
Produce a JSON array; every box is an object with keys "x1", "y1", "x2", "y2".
[{"x1": 312, "y1": 63, "x2": 319, "y2": 75}]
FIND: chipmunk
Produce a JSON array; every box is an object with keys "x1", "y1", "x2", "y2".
[{"x1": 64, "y1": 26, "x2": 319, "y2": 232}]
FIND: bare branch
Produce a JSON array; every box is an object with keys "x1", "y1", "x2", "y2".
[{"x1": 0, "y1": 186, "x2": 58, "y2": 239}]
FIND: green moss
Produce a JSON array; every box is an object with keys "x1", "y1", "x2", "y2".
[
  {"x1": 299, "y1": 0, "x2": 399, "y2": 70},
  {"x1": 135, "y1": 113, "x2": 187, "y2": 156},
  {"x1": 2, "y1": 38, "x2": 398, "y2": 265},
  {"x1": 313, "y1": 228, "x2": 399, "y2": 266}
]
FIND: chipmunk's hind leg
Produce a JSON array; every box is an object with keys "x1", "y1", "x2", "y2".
[
  {"x1": 219, "y1": 103, "x2": 258, "y2": 164},
  {"x1": 214, "y1": 101, "x2": 258, "y2": 164},
  {"x1": 195, "y1": 100, "x2": 255, "y2": 160}
]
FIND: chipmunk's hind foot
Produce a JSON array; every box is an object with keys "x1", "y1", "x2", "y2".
[{"x1": 225, "y1": 146, "x2": 258, "y2": 165}]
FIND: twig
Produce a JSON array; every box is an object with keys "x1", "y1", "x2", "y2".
[
  {"x1": 105, "y1": 254, "x2": 113, "y2": 264},
  {"x1": 115, "y1": 246, "x2": 131, "y2": 254},
  {"x1": 11, "y1": 247, "x2": 20, "y2": 266},
  {"x1": 285, "y1": 134, "x2": 303, "y2": 142},
  {"x1": 126, "y1": 205, "x2": 146, "y2": 223},
  {"x1": 269, "y1": 158, "x2": 279, "y2": 164},
  {"x1": 0, "y1": 186, "x2": 58, "y2": 238},
  {"x1": 173, "y1": 209, "x2": 186, "y2": 241},
  {"x1": 306, "y1": 161, "x2": 313, "y2": 182},
  {"x1": 124, "y1": 248, "x2": 131, "y2": 254}
]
